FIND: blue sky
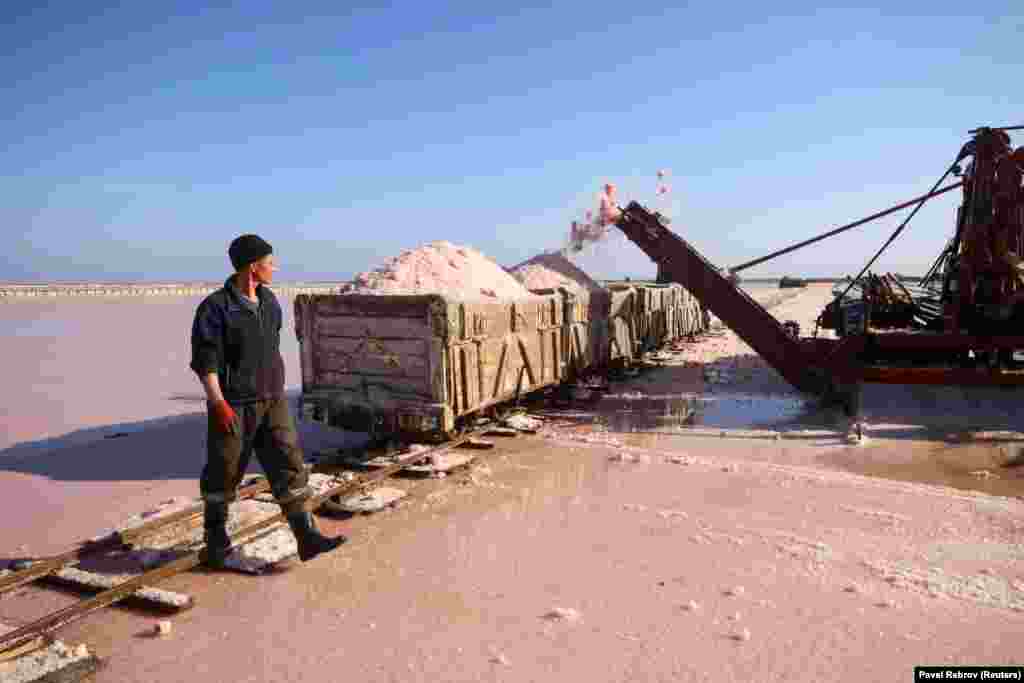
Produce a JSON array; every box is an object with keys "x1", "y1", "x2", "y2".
[{"x1": 4, "y1": 2, "x2": 1022, "y2": 282}]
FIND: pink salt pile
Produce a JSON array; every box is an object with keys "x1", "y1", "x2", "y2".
[
  {"x1": 508, "y1": 251, "x2": 603, "y2": 294},
  {"x1": 343, "y1": 240, "x2": 535, "y2": 301}
]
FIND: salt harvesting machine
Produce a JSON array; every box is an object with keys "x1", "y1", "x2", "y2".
[
  {"x1": 615, "y1": 124, "x2": 1024, "y2": 418},
  {"x1": 295, "y1": 125, "x2": 1024, "y2": 443}
]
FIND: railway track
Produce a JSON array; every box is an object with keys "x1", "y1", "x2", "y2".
[{"x1": 0, "y1": 426, "x2": 499, "y2": 661}]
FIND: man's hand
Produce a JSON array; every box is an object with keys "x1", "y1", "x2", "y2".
[
  {"x1": 199, "y1": 373, "x2": 237, "y2": 435},
  {"x1": 210, "y1": 399, "x2": 239, "y2": 436}
]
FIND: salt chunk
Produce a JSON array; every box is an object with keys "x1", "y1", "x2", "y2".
[
  {"x1": 725, "y1": 586, "x2": 745, "y2": 597},
  {"x1": 156, "y1": 620, "x2": 173, "y2": 636},
  {"x1": 682, "y1": 600, "x2": 700, "y2": 611},
  {"x1": 732, "y1": 628, "x2": 751, "y2": 641}
]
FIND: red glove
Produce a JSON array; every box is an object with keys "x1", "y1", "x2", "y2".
[{"x1": 210, "y1": 399, "x2": 239, "y2": 436}]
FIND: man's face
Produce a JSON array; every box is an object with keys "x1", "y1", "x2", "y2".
[{"x1": 250, "y1": 254, "x2": 278, "y2": 284}]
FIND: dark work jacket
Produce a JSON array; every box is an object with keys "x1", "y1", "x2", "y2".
[{"x1": 190, "y1": 277, "x2": 286, "y2": 404}]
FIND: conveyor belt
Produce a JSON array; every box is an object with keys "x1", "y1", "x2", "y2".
[{"x1": 614, "y1": 202, "x2": 827, "y2": 396}]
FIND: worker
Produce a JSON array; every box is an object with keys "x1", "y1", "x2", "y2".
[{"x1": 190, "y1": 234, "x2": 346, "y2": 568}]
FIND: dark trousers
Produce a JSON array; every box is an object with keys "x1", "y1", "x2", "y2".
[{"x1": 201, "y1": 398, "x2": 310, "y2": 516}]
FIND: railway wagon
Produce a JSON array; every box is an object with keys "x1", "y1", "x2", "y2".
[
  {"x1": 523, "y1": 283, "x2": 641, "y2": 373},
  {"x1": 608, "y1": 283, "x2": 704, "y2": 352},
  {"x1": 666, "y1": 284, "x2": 705, "y2": 340},
  {"x1": 605, "y1": 284, "x2": 642, "y2": 364},
  {"x1": 295, "y1": 284, "x2": 707, "y2": 441},
  {"x1": 294, "y1": 292, "x2": 570, "y2": 441}
]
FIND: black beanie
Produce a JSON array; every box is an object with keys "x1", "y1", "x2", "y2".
[{"x1": 228, "y1": 234, "x2": 273, "y2": 271}]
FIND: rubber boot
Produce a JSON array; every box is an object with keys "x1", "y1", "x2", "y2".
[
  {"x1": 203, "y1": 502, "x2": 232, "y2": 569},
  {"x1": 286, "y1": 511, "x2": 347, "y2": 562}
]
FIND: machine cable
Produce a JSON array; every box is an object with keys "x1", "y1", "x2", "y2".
[{"x1": 831, "y1": 161, "x2": 958, "y2": 309}]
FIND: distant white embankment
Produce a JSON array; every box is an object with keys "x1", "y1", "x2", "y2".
[{"x1": 0, "y1": 283, "x2": 345, "y2": 299}]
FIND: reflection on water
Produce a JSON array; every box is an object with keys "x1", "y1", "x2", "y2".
[
  {"x1": 1, "y1": 317, "x2": 80, "y2": 338},
  {"x1": 599, "y1": 393, "x2": 810, "y2": 431}
]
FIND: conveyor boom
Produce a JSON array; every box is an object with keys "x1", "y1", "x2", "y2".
[{"x1": 614, "y1": 202, "x2": 827, "y2": 396}]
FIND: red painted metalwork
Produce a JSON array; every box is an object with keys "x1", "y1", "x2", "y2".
[
  {"x1": 948, "y1": 127, "x2": 1023, "y2": 330},
  {"x1": 861, "y1": 366, "x2": 1024, "y2": 386},
  {"x1": 866, "y1": 333, "x2": 1024, "y2": 351},
  {"x1": 614, "y1": 127, "x2": 1024, "y2": 404},
  {"x1": 613, "y1": 202, "x2": 826, "y2": 395}
]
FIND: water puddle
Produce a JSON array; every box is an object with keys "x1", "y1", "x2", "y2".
[
  {"x1": 0, "y1": 317, "x2": 81, "y2": 338},
  {"x1": 826, "y1": 439, "x2": 1024, "y2": 499},
  {"x1": 597, "y1": 393, "x2": 810, "y2": 432}
]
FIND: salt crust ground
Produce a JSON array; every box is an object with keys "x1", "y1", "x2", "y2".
[{"x1": 1, "y1": 285, "x2": 1022, "y2": 682}]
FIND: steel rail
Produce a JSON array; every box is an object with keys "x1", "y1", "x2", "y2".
[
  {"x1": 0, "y1": 428, "x2": 485, "y2": 657},
  {"x1": 0, "y1": 477, "x2": 275, "y2": 597}
]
